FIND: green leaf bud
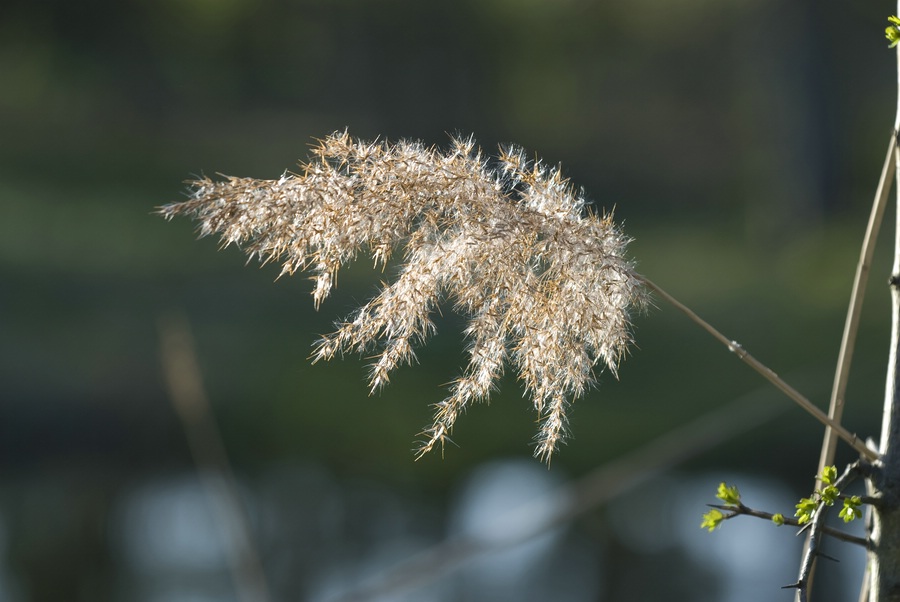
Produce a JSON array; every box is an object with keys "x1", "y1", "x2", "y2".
[
  {"x1": 716, "y1": 482, "x2": 741, "y2": 507},
  {"x1": 795, "y1": 497, "x2": 817, "y2": 525},
  {"x1": 701, "y1": 509, "x2": 725, "y2": 532},
  {"x1": 839, "y1": 496, "x2": 863, "y2": 523},
  {"x1": 820, "y1": 485, "x2": 839, "y2": 506},
  {"x1": 820, "y1": 466, "x2": 837, "y2": 486},
  {"x1": 887, "y1": 16, "x2": 900, "y2": 48}
]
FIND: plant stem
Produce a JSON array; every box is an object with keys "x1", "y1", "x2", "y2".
[
  {"x1": 158, "y1": 312, "x2": 272, "y2": 602},
  {"x1": 709, "y1": 504, "x2": 868, "y2": 547},
  {"x1": 818, "y1": 131, "x2": 897, "y2": 479},
  {"x1": 868, "y1": 12, "x2": 900, "y2": 598},
  {"x1": 638, "y1": 275, "x2": 878, "y2": 462},
  {"x1": 800, "y1": 130, "x2": 898, "y2": 600}
]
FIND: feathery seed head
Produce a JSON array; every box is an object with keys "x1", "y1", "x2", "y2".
[{"x1": 158, "y1": 131, "x2": 646, "y2": 462}]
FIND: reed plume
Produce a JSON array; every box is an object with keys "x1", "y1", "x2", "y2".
[{"x1": 158, "y1": 131, "x2": 645, "y2": 461}]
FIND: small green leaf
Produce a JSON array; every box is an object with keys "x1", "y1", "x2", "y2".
[
  {"x1": 887, "y1": 16, "x2": 900, "y2": 48},
  {"x1": 716, "y1": 482, "x2": 741, "y2": 507},
  {"x1": 820, "y1": 485, "x2": 839, "y2": 506},
  {"x1": 820, "y1": 466, "x2": 837, "y2": 485},
  {"x1": 795, "y1": 497, "x2": 817, "y2": 525},
  {"x1": 839, "y1": 496, "x2": 863, "y2": 523},
  {"x1": 772, "y1": 513, "x2": 785, "y2": 526},
  {"x1": 701, "y1": 509, "x2": 725, "y2": 532}
]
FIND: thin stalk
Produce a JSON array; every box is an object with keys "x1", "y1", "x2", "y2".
[
  {"x1": 818, "y1": 131, "x2": 897, "y2": 479},
  {"x1": 158, "y1": 312, "x2": 271, "y2": 602},
  {"x1": 802, "y1": 129, "x2": 897, "y2": 600},
  {"x1": 638, "y1": 276, "x2": 879, "y2": 462},
  {"x1": 707, "y1": 503, "x2": 867, "y2": 547}
]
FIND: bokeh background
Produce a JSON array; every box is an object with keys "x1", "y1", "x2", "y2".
[{"x1": 1, "y1": 0, "x2": 897, "y2": 600}]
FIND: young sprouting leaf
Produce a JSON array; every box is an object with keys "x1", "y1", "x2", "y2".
[
  {"x1": 819, "y1": 485, "x2": 839, "y2": 506},
  {"x1": 716, "y1": 482, "x2": 741, "y2": 507},
  {"x1": 701, "y1": 509, "x2": 725, "y2": 532},
  {"x1": 887, "y1": 16, "x2": 900, "y2": 48},
  {"x1": 839, "y1": 496, "x2": 863, "y2": 523},
  {"x1": 795, "y1": 497, "x2": 817, "y2": 525}
]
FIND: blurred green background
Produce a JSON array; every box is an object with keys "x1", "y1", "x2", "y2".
[{"x1": 1, "y1": 0, "x2": 897, "y2": 600}]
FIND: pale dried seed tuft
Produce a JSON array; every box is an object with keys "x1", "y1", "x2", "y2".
[{"x1": 158, "y1": 131, "x2": 646, "y2": 462}]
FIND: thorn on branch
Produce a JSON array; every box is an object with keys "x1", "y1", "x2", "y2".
[{"x1": 815, "y1": 551, "x2": 840, "y2": 563}]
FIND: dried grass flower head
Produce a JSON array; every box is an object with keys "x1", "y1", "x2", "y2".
[{"x1": 159, "y1": 131, "x2": 646, "y2": 462}]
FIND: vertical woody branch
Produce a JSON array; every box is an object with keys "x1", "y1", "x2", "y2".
[{"x1": 868, "y1": 13, "x2": 900, "y2": 599}]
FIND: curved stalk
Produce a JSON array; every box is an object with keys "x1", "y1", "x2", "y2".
[{"x1": 818, "y1": 131, "x2": 896, "y2": 478}]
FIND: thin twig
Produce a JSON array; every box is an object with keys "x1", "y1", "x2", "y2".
[
  {"x1": 708, "y1": 503, "x2": 867, "y2": 547},
  {"x1": 158, "y1": 311, "x2": 271, "y2": 602},
  {"x1": 802, "y1": 128, "x2": 897, "y2": 600},
  {"x1": 817, "y1": 129, "x2": 896, "y2": 484},
  {"x1": 638, "y1": 276, "x2": 879, "y2": 462}
]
